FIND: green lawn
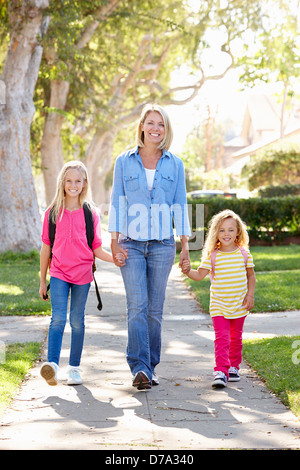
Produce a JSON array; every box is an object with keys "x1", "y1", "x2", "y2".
[
  {"x1": 0, "y1": 343, "x2": 41, "y2": 413},
  {"x1": 183, "y1": 244, "x2": 300, "y2": 313},
  {"x1": 0, "y1": 251, "x2": 51, "y2": 316},
  {"x1": 243, "y1": 336, "x2": 300, "y2": 417}
]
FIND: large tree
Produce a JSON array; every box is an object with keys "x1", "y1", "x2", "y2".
[
  {"x1": 0, "y1": 0, "x2": 50, "y2": 252},
  {"x1": 39, "y1": 0, "x2": 263, "y2": 206}
]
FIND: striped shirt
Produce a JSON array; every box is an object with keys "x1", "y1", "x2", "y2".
[{"x1": 200, "y1": 248, "x2": 254, "y2": 319}]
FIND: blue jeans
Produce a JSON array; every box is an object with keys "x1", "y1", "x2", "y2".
[
  {"x1": 119, "y1": 237, "x2": 176, "y2": 380},
  {"x1": 48, "y1": 277, "x2": 90, "y2": 367}
]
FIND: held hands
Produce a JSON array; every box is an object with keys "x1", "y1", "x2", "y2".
[
  {"x1": 111, "y1": 240, "x2": 128, "y2": 267},
  {"x1": 114, "y1": 252, "x2": 127, "y2": 266},
  {"x1": 181, "y1": 259, "x2": 191, "y2": 275}
]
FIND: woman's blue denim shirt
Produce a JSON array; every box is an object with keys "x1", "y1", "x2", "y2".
[{"x1": 108, "y1": 146, "x2": 191, "y2": 241}]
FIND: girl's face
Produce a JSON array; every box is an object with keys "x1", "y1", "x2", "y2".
[
  {"x1": 64, "y1": 169, "x2": 84, "y2": 200},
  {"x1": 218, "y1": 217, "x2": 238, "y2": 251},
  {"x1": 141, "y1": 111, "x2": 165, "y2": 146}
]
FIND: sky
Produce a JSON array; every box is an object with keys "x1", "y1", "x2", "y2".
[{"x1": 167, "y1": 67, "x2": 248, "y2": 154}]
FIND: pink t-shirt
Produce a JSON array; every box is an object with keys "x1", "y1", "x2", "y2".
[{"x1": 42, "y1": 207, "x2": 102, "y2": 285}]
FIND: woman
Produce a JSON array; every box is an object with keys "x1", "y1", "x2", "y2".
[{"x1": 108, "y1": 104, "x2": 190, "y2": 390}]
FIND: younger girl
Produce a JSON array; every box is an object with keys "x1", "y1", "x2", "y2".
[
  {"x1": 39, "y1": 161, "x2": 123, "y2": 386},
  {"x1": 182, "y1": 209, "x2": 255, "y2": 388}
]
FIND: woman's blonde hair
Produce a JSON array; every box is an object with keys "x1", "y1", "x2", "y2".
[
  {"x1": 202, "y1": 209, "x2": 249, "y2": 261},
  {"x1": 49, "y1": 160, "x2": 93, "y2": 222},
  {"x1": 136, "y1": 103, "x2": 173, "y2": 150}
]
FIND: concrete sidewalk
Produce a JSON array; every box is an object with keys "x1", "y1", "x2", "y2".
[{"x1": 0, "y1": 259, "x2": 299, "y2": 450}]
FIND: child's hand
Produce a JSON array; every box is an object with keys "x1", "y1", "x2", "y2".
[
  {"x1": 243, "y1": 294, "x2": 254, "y2": 310},
  {"x1": 115, "y1": 252, "x2": 126, "y2": 266},
  {"x1": 39, "y1": 282, "x2": 49, "y2": 301},
  {"x1": 181, "y1": 260, "x2": 191, "y2": 274}
]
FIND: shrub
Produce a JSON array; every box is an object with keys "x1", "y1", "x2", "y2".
[{"x1": 188, "y1": 196, "x2": 300, "y2": 242}]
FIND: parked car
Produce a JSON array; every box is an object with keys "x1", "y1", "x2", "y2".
[{"x1": 187, "y1": 190, "x2": 237, "y2": 199}]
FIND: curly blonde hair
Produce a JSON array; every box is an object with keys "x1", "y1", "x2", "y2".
[
  {"x1": 49, "y1": 160, "x2": 94, "y2": 223},
  {"x1": 201, "y1": 209, "x2": 249, "y2": 261}
]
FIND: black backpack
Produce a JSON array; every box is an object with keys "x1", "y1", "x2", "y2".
[{"x1": 47, "y1": 202, "x2": 102, "y2": 310}]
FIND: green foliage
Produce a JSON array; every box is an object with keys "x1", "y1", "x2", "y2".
[
  {"x1": 259, "y1": 183, "x2": 300, "y2": 198},
  {"x1": 189, "y1": 195, "x2": 300, "y2": 241},
  {"x1": 242, "y1": 143, "x2": 300, "y2": 190}
]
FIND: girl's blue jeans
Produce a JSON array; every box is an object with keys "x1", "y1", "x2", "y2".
[
  {"x1": 48, "y1": 277, "x2": 90, "y2": 367},
  {"x1": 119, "y1": 237, "x2": 176, "y2": 380}
]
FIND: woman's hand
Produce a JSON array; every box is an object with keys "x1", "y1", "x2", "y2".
[
  {"x1": 181, "y1": 259, "x2": 191, "y2": 274},
  {"x1": 111, "y1": 237, "x2": 128, "y2": 267}
]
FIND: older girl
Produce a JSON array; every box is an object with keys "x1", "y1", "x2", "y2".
[
  {"x1": 39, "y1": 161, "x2": 117, "y2": 386},
  {"x1": 182, "y1": 210, "x2": 255, "y2": 388}
]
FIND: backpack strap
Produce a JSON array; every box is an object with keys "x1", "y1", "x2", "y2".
[
  {"x1": 48, "y1": 206, "x2": 56, "y2": 257},
  {"x1": 209, "y1": 246, "x2": 248, "y2": 283},
  {"x1": 239, "y1": 246, "x2": 248, "y2": 267},
  {"x1": 209, "y1": 248, "x2": 218, "y2": 282},
  {"x1": 83, "y1": 202, "x2": 94, "y2": 250}
]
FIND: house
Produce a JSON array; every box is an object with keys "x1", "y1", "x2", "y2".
[{"x1": 222, "y1": 94, "x2": 300, "y2": 171}]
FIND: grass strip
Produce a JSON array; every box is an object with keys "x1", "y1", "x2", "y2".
[
  {"x1": 243, "y1": 336, "x2": 300, "y2": 417},
  {"x1": 0, "y1": 342, "x2": 41, "y2": 413}
]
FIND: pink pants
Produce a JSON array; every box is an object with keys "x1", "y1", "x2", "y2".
[{"x1": 212, "y1": 316, "x2": 246, "y2": 377}]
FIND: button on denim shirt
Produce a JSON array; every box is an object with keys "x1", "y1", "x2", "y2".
[{"x1": 108, "y1": 147, "x2": 191, "y2": 241}]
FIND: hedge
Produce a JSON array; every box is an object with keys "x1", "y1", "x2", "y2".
[{"x1": 188, "y1": 196, "x2": 300, "y2": 242}]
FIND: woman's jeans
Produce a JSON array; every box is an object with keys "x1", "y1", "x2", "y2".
[
  {"x1": 48, "y1": 277, "x2": 90, "y2": 367},
  {"x1": 119, "y1": 237, "x2": 176, "y2": 380},
  {"x1": 212, "y1": 316, "x2": 246, "y2": 377}
]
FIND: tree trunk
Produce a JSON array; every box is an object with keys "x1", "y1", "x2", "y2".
[
  {"x1": 85, "y1": 130, "x2": 115, "y2": 208},
  {"x1": 0, "y1": 0, "x2": 50, "y2": 253},
  {"x1": 40, "y1": 79, "x2": 69, "y2": 205}
]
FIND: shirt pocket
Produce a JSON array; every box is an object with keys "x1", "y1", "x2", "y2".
[
  {"x1": 124, "y1": 174, "x2": 140, "y2": 191},
  {"x1": 161, "y1": 173, "x2": 174, "y2": 192}
]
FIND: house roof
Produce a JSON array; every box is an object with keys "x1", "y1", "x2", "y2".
[{"x1": 232, "y1": 125, "x2": 300, "y2": 158}]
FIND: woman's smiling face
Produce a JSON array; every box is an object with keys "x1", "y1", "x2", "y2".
[{"x1": 141, "y1": 111, "x2": 165, "y2": 146}]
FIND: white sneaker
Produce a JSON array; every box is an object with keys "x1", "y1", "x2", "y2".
[
  {"x1": 212, "y1": 371, "x2": 228, "y2": 388},
  {"x1": 40, "y1": 362, "x2": 58, "y2": 386},
  {"x1": 152, "y1": 373, "x2": 159, "y2": 386},
  {"x1": 67, "y1": 367, "x2": 82, "y2": 385}
]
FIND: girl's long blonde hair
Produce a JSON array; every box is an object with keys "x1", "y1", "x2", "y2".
[
  {"x1": 49, "y1": 161, "x2": 94, "y2": 223},
  {"x1": 201, "y1": 209, "x2": 249, "y2": 261}
]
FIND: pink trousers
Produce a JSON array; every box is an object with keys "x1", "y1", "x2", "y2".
[{"x1": 212, "y1": 316, "x2": 246, "y2": 377}]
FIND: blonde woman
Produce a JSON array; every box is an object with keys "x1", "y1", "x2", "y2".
[
  {"x1": 108, "y1": 104, "x2": 190, "y2": 390},
  {"x1": 39, "y1": 161, "x2": 116, "y2": 386},
  {"x1": 182, "y1": 210, "x2": 256, "y2": 388}
]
